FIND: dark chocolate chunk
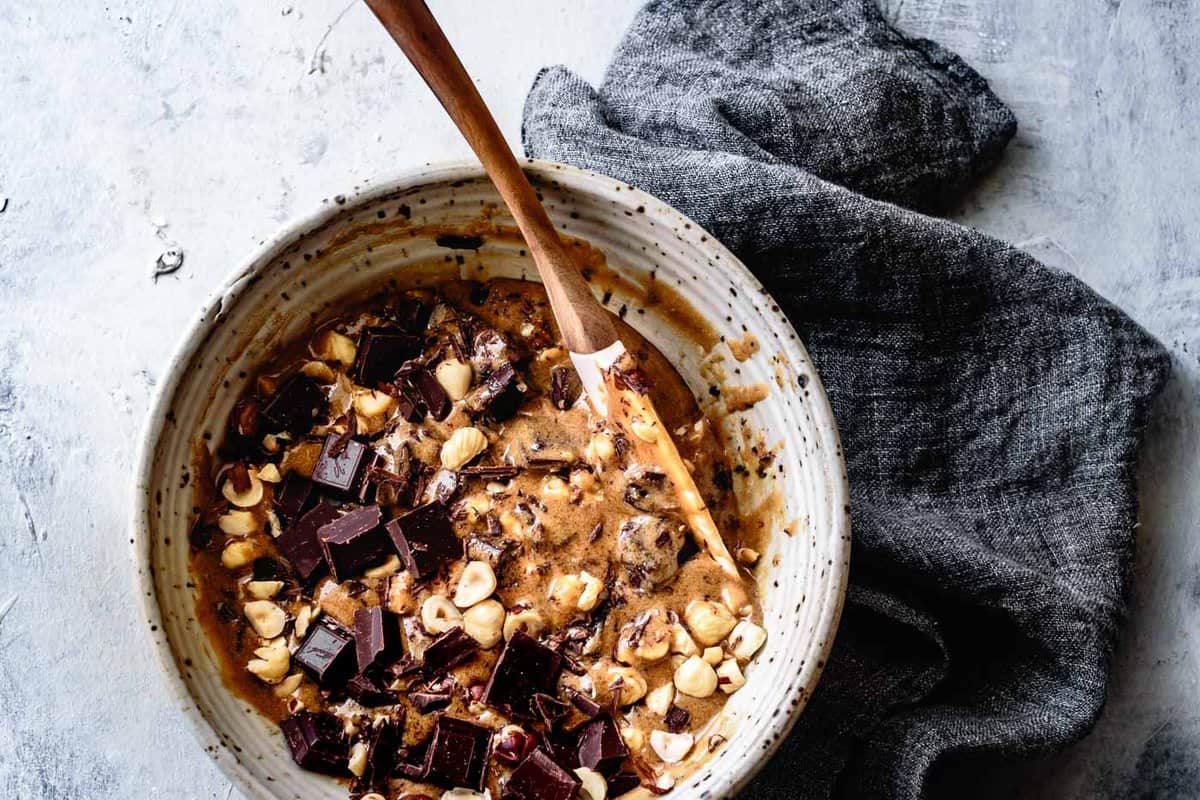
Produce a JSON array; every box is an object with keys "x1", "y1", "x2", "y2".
[
  {"x1": 576, "y1": 714, "x2": 629, "y2": 775},
  {"x1": 407, "y1": 368, "x2": 450, "y2": 420},
  {"x1": 311, "y1": 433, "x2": 374, "y2": 500},
  {"x1": 459, "y1": 464, "x2": 521, "y2": 479},
  {"x1": 344, "y1": 671, "x2": 396, "y2": 707},
  {"x1": 261, "y1": 373, "x2": 325, "y2": 434},
  {"x1": 663, "y1": 705, "x2": 690, "y2": 733},
  {"x1": 563, "y1": 687, "x2": 602, "y2": 719},
  {"x1": 353, "y1": 328, "x2": 422, "y2": 385},
  {"x1": 425, "y1": 716, "x2": 492, "y2": 791},
  {"x1": 362, "y1": 714, "x2": 403, "y2": 788},
  {"x1": 294, "y1": 621, "x2": 357, "y2": 688},
  {"x1": 483, "y1": 631, "x2": 563, "y2": 720},
  {"x1": 392, "y1": 295, "x2": 433, "y2": 333},
  {"x1": 354, "y1": 605, "x2": 404, "y2": 673},
  {"x1": 421, "y1": 626, "x2": 477, "y2": 673},
  {"x1": 502, "y1": 748, "x2": 581, "y2": 800},
  {"x1": 549, "y1": 364, "x2": 581, "y2": 411},
  {"x1": 279, "y1": 711, "x2": 348, "y2": 775},
  {"x1": 276, "y1": 497, "x2": 341, "y2": 581},
  {"x1": 465, "y1": 537, "x2": 509, "y2": 570},
  {"x1": 251, "y1": 556, "x2": 289, "y2": 582},
  {"x1": 394, "y1": 734, "x2": 431, "y2": 780},
  {"x1": 386, "y1": 377, "x2": 424, "y2": 422},
  {"x1": 531, "y1": 693, "x2": 569, "y2": 729},
  {"x1": 274, "y1": 473, "x2": 315, "y2": 526},
  {"x1": 409, "y1": 689, "x2": 453, "y2": 714},
  {"x1": 386, "y1": 502, "x2": 461, "y2": 581},
  {"x1": 317, "y1": 504, "x2": 389, "y2": 581},
  {"x1": 606, "y1": 772, "x2": 642, "y2": 797},
  {"x1": 464, "y1": 361, "x2": 522, "y2": 419},
  {"x1": 435, "y1": 233, "x2": 484, "y2": 250}
]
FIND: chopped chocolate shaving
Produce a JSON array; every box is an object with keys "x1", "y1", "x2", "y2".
[
  {"x1": 392, "y1": 296, "x2": 433, "y2": 333},
  {"x1": 483, "y1": 631, "x2": 563, "y2": 720},
  {"x1": 531, "y1": 693, "x2": 570, "y2": 729},
  {"x1": 251, "y1": 556, "x2": 289, "y2": 582},
  {"x1": 279, "y1": 711, "x2": 348, "y2": 775},
  {"x1": 549, "y1": 364, "x2": 581, "y2": 411},
  {"x1": 459, "y1": 464, "x2": 521, "y2": 479},
  {"x1": 502, "y1": 748, "x2": 581, "y2": 800},
  {"x1": 409, "y1": 689, "x2": 453, "y2": 714},
  {"x1": 327, "y1": 412, "x2": 357, "y2": 458},
  {"x1": 294, "y1": 621, "x2": 357, "y2": 688},
  {"x1": 525, "y1": 455, "x2": 575, "y2": 471},
  {"x1": 353, "y1": 328, "x2": 422, "y2": 386},
  {"x1": 276, "y1": 497, "x2": 340, "y2": 581},
  {"x1": 463, "y1": 361, "x2": 522, "y2": 420},
  {"x1": 386, "y1": 502, "x2": 462, "y2": 582},
  {"x1": 663, "y1": 705, "x2": 690, "y2": 733},
  {"x1": 424, "y1": 715, "x2": 492, "y2": 791},
  {"x1": 274, "y1": 473, "x2": 315, "y2": 526},
  {"x1": 311, "y1": 433, "x2": 374, "y2": 501},
  {"x1": 465, "y1": 537, "x2": 509, "y2": 569},
  {"x1": 261, "y1": 373, "x2": 325, "y2": 434},
  {"x1": 587, "y1": 521, "x2": 604, "y2": 544},
  {"x1": 317, "y1": 504, "x2": 390, "y2": 581},
  {"x1": 576, "y1": 714, "x2": 629, "y2": 775},
  {"x1": 354, "y1": 606, "x2": 404, "y2": 673},
  {"x1": 344, "y1": 671, "x2": 396, "y2": 707},
  {"x1": 422, "y1": 626, "x2": 478, "y2": 673},
  {"x1": 385, "y1": 378, "x2": 424, "y2": 422}
]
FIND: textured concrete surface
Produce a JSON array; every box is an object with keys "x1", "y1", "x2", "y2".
[{"x1": 0, "y1": 1, "x2": 1196, "y2": 797}]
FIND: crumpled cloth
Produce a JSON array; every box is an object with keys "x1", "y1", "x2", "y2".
[{"x1": 522, "y1": 1, "x2": 1172, "y2": 796}]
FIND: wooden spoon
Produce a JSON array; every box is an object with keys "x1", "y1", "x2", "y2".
[{"x1": 364, "y1": 0, "x2": 741, "y2": 581}]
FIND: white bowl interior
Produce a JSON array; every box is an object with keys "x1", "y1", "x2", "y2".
[{"x1": 135, "y1": 161, "x2": 850, "y2": 800}]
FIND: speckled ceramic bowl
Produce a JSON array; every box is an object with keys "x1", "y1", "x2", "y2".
[{"x1": 133, "y1": 159, "x2": 850, "y2": 800}]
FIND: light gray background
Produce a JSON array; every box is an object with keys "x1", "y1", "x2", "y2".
[{"x1": 0, "y1": 1, "x2": 1196, "y2": 797}]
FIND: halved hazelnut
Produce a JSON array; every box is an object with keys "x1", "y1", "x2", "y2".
[
  {"x1": 220, "y1": 539, "x2": 261, "y2": 569},
  {"x1": 311, "y1": 329, "x2": 357, "y2": 366},
  {"x1": 420, "y1": 595, "x2": 463, "y2": 635},
  {"x1": 716, "y1": 658, "x2": 746, "y2": 693},
  {"x1": 222, "y1": 473, "x2": 264, "y2": 508},
  {"x1": 453, "y1": 561, "x2": 497, "y2": 608},
  {"x1": 246, "y1": 640, "x2": 290, "y2": 683},
  {"x1": 218, "y1": 510, "x2": 259, "y2": 536},
  {"x1": 727, "y1": 619, "x2": 767, "y2": 662},
  {"x1": 348, "y1": 741, "x2": 369, "y2": 777},
  {"x1": 502, "y1": 608, "x2": 545, "y2": 642},
  {"x1": 577, "y1": 570, "x2": 604, "y2": 612},
  {"x1": 244, "y1": 600, "x2": 288, "y2": 639},
  {"x1": 300, "y1": 360, "x2": 336, "y2": 383},
  {"x1": 462, "y1": 599, "x2": 505, "y2": 648},
  {"x1": 650, "y1": 730, "x2": 694, "y2": 764},
  {"x1": 435, "y1": 358, "x2": 474, "y2": 401},
  {"x1": 645, "y1": 682, "x2": 676, "y2": 716},
  {"x1": 573, "y1": 767, "x2": 608, "y2": 800},
  {"x1": 245, "y1": 580, "x2": 283, "y2": 600},
  {"x1": 271, "y1": 672, "x2": 304, "y2": 697},
  {"x1": 440, "y1": 427, "x2": 488, "y2": 471}
]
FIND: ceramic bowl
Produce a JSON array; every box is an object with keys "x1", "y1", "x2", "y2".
[{"x1": 133, "y1": 159, "x2": 850, "y2": 799}]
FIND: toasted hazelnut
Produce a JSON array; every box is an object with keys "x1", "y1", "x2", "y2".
[
  {"x1": 243, "y1": 600, "x2": 288, "y2": 639},
  {"x1": 363, "y1": 554, "x2": 402, "y2": 579},
  {"x1": 246, "y1": 640, "x2": 290, "y2": 683},
  {"x1": 721, "y1": 582, "x2": 751, "y2": 617},
  {"x1": 585, "y1": 433, "x2": 615, "y2": 464},
  {"x1": 736, "y1": 547, "x2": 760, "y2": 566},
  {"x1": 453, "y1": 561, "x2": 497, "y2": 608},
  {"x1": 727, "y1": 619, "x2": 768, "y2": 662},
  {"x1": 645, "y1": 682, "x2": 676, "y2": 716},
  {"x1": 440, "y1": 427, "x2": 488, "y2": 471},
  {"x1": 629, "y1": 417, "x2": 659, "y2": 443},
  {"x1": 220, "y1": 539, "x2": 261, "y2": 569},
  {"x1": 574, "y1": 767, "x2": 608, "y2": 800},
  {"x1": 498, "y1": 510, "x2": 527, "y2": 539},
  {"x1": 435, "y1": 359, "x2": 474, "y2": 401},
  {"x1": 650, "y1": 730, "x2": 694, "y2": 764},
  {"x1": 570, "y1": 469, "x2": 597, "y2": 491},
  {"x1": 312, "y1": 329, "x2": 357, "y2": 366},
  {"x1": 462, "y1": 599, "x2": 505, "y2": 648},
  {"x1": 702, "y1": 646, "x2": 723, "y2": 666},
  {"x1": 577, "y1": 570, "x2": 604, "y2": 612},
  {"x1": 245, "y1": 580, "x2": 283, "y2": 600},
  {"x1": 421, "y1": 595, "x2": 463, "y2": 635},
  {"x1": 670, "y1": 624, "x2": 700, "y2": 657},
  {"x1": 271, "y1": 672, "x2": 304, "y2": 697},
  {"x1": 353, "y1": 388, "x2": 396, "y2": 419},
  {"x1": 684, "y1": 599, "x2": 737, "y2": 646},
  {"x1": 717, "y1": 658, "x2": 746, "y2": 693},
  {"x1": 256, "y1": 463, "x2": 283, "y2": 483},
  {"x1": 218, "y1": 510, "x2": 259, "y2": 536},
  {"x1": 442, "y1": 788, "x2": 491, "y2": 800},
  {"x1": 673, "y1": 655, "x2": 718, "y2": 698},
  {"x1": 280, "y1": 440, "x2": 323, "y2": 478},
  {"x1": 616, "y1": 610, "x2": 671, "y2": 665},
  {"x1": 222, "y1": 474, "x2": 264, "y2": 508},
  {"x1": 620, "y1": 726, "x2": 645, "y2": 752},
  {"x1": 493, "y1": 725, "x2": 537, "y2": 766},
  {"x1": 541, "y1": 476, "x2": 570, "y2": 504},
  {"x1": 293, "y1": 605, "x2": 318, "y2": 639},
  {"x1": 386, "y1": 572, "x2": 416, "y2": 614},
  {"x1": 503, "y1": 608, "x2": 545, "y2": 642},
  {"x1": 607, "y1": 665, "x2": 647, "y2": 706},
  {"x1": 347, "y1": 741, "x2": 369, "y2": 777},
  {"x1": 548, "y1": 574, "x2": 584, "y2": 609},
  {"x1": 300, "y1": 360, "x2": 336, "y2": 383}
]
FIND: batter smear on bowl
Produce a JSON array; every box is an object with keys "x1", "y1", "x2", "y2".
[{"x1": 189, "y1": 278, "x2": 768, "y2": 799}]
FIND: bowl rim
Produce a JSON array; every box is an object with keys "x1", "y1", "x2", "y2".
[{"x1": 132, "y1": 157, "x2": 850, "y2": 800}]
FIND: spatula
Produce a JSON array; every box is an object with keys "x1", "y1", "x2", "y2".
[{"x1": 364, "y1": 0, "x2": 742, "y2": 581}]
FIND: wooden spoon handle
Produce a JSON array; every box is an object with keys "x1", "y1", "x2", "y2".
[{"x1": 365, "y1": 0, "x2": 618, "y2": 355}]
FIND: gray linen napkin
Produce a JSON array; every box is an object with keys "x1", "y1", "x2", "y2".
[{"x1": 522, "y1": 1, "x2": 1172, "y2": 796}]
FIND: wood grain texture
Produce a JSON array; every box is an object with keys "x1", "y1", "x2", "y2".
[{"x1": 365, "y1": 0, "x2": 619, "y2": 355}]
